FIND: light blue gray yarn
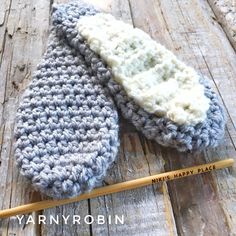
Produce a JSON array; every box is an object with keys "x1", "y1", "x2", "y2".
[
  {"x1": 107, "y1": 77, "x2": 226, "y2": 152},
  {"x1": 14, "y1": 2, "x2": 119, "y2": 199},
  {"x1": 14, "y1": 1, "x2": 226, "y2": 199}
]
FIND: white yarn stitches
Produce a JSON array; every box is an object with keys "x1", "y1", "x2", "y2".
[
  {"x1": 77, "y1": 13, "x2": 210, "y2": 125},
  {"x1": 71, "y1": 2, "x2": 225, "y2": 152}
]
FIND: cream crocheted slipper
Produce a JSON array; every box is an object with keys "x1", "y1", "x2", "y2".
[{"x1": 57, "y1": 1, "x2": 225, "y2": 152}]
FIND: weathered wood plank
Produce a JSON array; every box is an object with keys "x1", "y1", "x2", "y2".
[
  {"x1": 0, "y1": 0, "x2": 51, "y2": 235},
  {"x1": 41, "y1": 203, "x2": 91, "y2": 236},
  {"x1": 89, "y1": 121, "x2": 178, "y2": 236},
  {"x1": 208, "y1": 0, "x2": 236, "y2": 51},
  {"x1": 40, "y1": 0, "x2": 91, "y2": 235},
  {"x1": 42, "y1": 1, "x2": 177, "y2": 235},
  {"x1": 84, "y1": 1, "x2": 178, "y2": 235},
  {"x1": 128, "y1": 0, "x2": 236, "y2": 235}
]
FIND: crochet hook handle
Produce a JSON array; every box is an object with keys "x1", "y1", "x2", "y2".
[{"x1": 0, "y1": 158, "x2": 234, "y2": 218}]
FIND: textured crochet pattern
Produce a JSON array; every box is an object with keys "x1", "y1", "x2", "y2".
[
  {"x1": 77, "y1": 13, "x2": 210, "y2": 125},
  {"x1": 14, "y1": 2, "x2": 119, "y2": 199},
  {"x1": 56, "y1": 1, "x2": 225, "y2": 152}
]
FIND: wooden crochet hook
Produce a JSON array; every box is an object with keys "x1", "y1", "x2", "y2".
[{"x1": 0, "y1": 158, "x2": 234, "y2": 218}]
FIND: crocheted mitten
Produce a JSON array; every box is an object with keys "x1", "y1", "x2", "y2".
[
  {"x1": 14, "y1": 3, "x2": 119, "y2": 199},
  {"x1": 61, "y1": 1, "x2": 225, "y2": 152}
]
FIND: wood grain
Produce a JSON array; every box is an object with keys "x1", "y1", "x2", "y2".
[
  {"x1": 41, "y1": 1, "x2": 177, "y2": 235},
  {"x1": 0, "y1": 0, "x2": 236, "y2": 235},
  {"x1": 86, "y1": 1, "x2": 177, "y2": 235},
  {"x1": 208, "y1": 0, "x2": 236, "y2": 51},
  {"x1": 0, "y1": 0, "x2": 50, "y2": 235},
  {"x1": 127, "y1": 0, "x2": 236, "y2": 235}
]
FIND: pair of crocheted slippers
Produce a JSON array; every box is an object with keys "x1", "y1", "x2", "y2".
[{"x1": 14, "y1": 1, "x2": 226, "y2": 199}]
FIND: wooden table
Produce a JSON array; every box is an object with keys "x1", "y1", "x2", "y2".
[{"x1": 0, "y1": 0, "x2": 236, "y2": 235}]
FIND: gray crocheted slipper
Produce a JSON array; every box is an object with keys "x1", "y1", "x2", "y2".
[
  {"x1": 50, "y1": 1, "x2": 225, "y2": 152},
  {"x1": 14, "y1": 4, "x2": 119, "y2": 199}
]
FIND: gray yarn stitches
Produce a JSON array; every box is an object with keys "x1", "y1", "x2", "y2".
[
  {"x1": 52, "y1": 1, "x2": 226, "y2": 152},
  {"x1": 14, "y1": 2, "x2": 119, "y2": 199},
  {"x1": 107, "y1": 77, "x2": 226, "y2": 151}
]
